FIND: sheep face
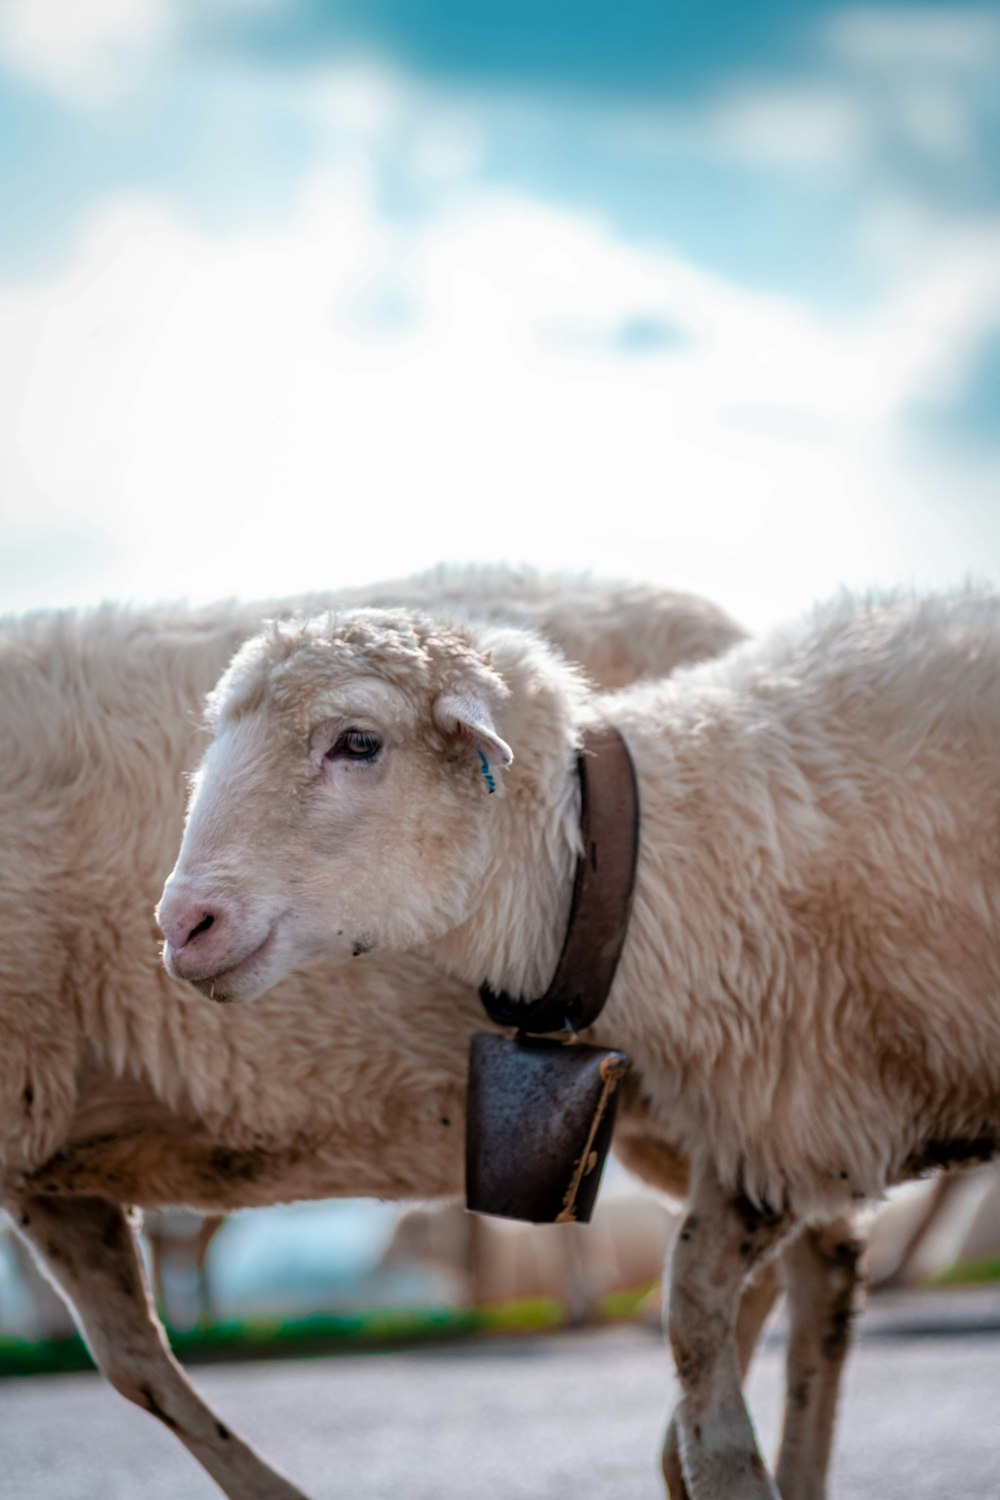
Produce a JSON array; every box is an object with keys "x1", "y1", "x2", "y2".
[{"x1": 157, "y1": 611, "x2": 513, "y2": 1002}]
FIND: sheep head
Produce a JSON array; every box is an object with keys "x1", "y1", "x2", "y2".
[{"x1": 157, "y1": 609, "x2": 515, "y2": 1002}]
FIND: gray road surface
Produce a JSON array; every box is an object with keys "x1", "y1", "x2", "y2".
[{"x1": 2, "y1": 1297, "x2": 999, "y2": 1499}]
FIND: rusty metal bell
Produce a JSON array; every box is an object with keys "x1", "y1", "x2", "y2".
[{"x1": 466, "y1": 1032, "x2": 629, "y2": 1224}]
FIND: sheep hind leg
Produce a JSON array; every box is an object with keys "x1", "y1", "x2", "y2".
[
  {"x1": 662, "y1": 1258, "x2": 782, "y2": 1500},
  {"x1": 774, "y1": 1217, "x2": 864, "y2": 1500},
  {"x1": 667, "y1": 1165, "x2": 794, "y2": 1500},
  {"x1": 9, "y1": 1192, "x2": 311, "y2": 1500}
]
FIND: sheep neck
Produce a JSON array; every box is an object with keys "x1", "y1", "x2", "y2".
[
  {"x1": 480, "y1": 726, "x2": 640, "y2": 1035},
  {"x1": 431, "y1": 740, "x2": 583, "y2": 1002}
]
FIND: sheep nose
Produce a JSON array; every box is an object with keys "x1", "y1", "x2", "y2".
[
  {"x1": 157, "y1": 887, "x2": 229, "y2": 955},
  {"x1": 168, "y1": 907, "x2": 218, "y2": 951}
]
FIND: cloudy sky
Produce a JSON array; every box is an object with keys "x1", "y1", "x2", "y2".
[{"x1": 1, "y1": 0, "x2": 998, "y2": 630}]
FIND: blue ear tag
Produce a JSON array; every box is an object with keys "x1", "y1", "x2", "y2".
[{"x1": 476, "y1": 747, "x2": 496, "y2": 794}]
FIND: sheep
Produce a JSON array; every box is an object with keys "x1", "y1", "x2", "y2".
[
  {"x1": 161, "y1": 589, "x2": 1000, "y2": 1500},
  {"x1": 0, "y1": 566, "x2": 750, "y2": 1500}
]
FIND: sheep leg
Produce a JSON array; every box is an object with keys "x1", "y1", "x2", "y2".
[
  {"x1": 10, "y1": 1192, "x2": 311, "y2": 1500},
  {"x1": 667, "y1": 1165, "x2": 793, "y2": 1500},
  {"x1": 664, "y1": 1217, "x2": 859, "y2": 1500},
  {"x1": 774, "y1": 1217, "x2": 864, "y2": 1500},
  {"x1": 662, "y1": 1258, "x2": 782, "y2": 1500}
]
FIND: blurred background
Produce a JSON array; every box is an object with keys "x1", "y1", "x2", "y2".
[
  {"x1": 2, "y1": 0, "x2": 1000, "y2": 1386},
  {"x1": 1, "y1": 0, "x2": 998, "y2": 631}
]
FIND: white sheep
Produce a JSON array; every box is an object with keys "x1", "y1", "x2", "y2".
[
  {"x1": 1, "y1": 567, "x2": 748, "y2": 1500},
  {"x1": 162, "y1": 589, "x2": 1000, "y2": 1500}
]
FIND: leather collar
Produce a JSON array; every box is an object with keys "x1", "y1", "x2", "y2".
[{"x1": 479, "y1": 725, "x2": 640, "y2": 1036}]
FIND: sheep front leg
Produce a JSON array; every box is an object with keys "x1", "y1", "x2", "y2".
[
  {"x1": 775, "y1": 1217, "x2": 864, "y2": 1500},
  {"x1": 667, "y1": 1166, "x2": 792, "y2": 1500},
  {"x1": 10, "y1": 1193, "x2": 310, "y2": 1500},
  {"x1": 662, "y1": 1257, "x2": 781, "y2": 1500}
]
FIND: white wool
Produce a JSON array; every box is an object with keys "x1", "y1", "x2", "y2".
[
  {"x1": 188, "y1": 587, "x2": 1000, "y2": 1224},
  {"x1": 0, "y1": 566, "x2": 743, "y2": 1498},
  {"x1": 0, "y1": 566, "x2": 741, "y2": 1191}
]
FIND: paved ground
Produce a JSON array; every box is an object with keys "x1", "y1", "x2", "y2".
[{"x1": 2, "y1": 1292, "x2": 1000, "y2": 1499}]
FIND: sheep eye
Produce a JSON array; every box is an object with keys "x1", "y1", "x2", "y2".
[{"x1": 326, "y1": 729, "x2": 382, "y2": 764}]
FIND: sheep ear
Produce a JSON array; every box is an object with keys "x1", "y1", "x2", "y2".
[{"x1": 433, "y1": 691, "x2": 513, "y2": 775}]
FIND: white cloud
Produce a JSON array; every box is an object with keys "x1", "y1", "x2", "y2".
[
  {"x1": 0, "y1": 0, "x2": 291, "y2": 101},
  {"x1": 2, "y1": 155, "x2": 998, "y2": 629},
  {"x1": 0, "y1": 0, "x2": 172, "y2": 100},
  {"x1": 893, "y1": 85, "x2": 975, "y2": 161},
  {"x1": 700, "y1": 88, "x2": 869, "y2": 174},
  {"x1": 310, "y1": 62, "x2": 406, "y2": 140},
  {"x1": 829, "y1": 7, "x2": 1000, "y2": 69},
  {"x1": 659, "y1": 6, "x2": 998, "y2": 184}
]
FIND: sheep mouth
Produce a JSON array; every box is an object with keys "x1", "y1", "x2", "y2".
[{"x1": 189, "y1": 926, "x2": 279, "y2": 1003}]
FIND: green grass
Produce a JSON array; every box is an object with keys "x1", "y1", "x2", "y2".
[
  {"x1": 932, "y1": 1253, "x2": 1000, "y2": 1287},
  {"x1": 0, "y1": 1284, "x2": 660, "y2": 1379},
  {"x1": 597, "y1": 1283, "x2": 656, "y2": 1321},
  {"x1": 0, "y1": 1306, "x2": 477, "y2": 1378}
]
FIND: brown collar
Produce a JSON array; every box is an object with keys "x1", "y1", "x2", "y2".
[{"x1": 479, "y1": 724, "x2": 640, "y2": 1036}]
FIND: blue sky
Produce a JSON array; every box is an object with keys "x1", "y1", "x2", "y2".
[{"x1": 1, "y1": 0, "x2": 997, "y2": 628}]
